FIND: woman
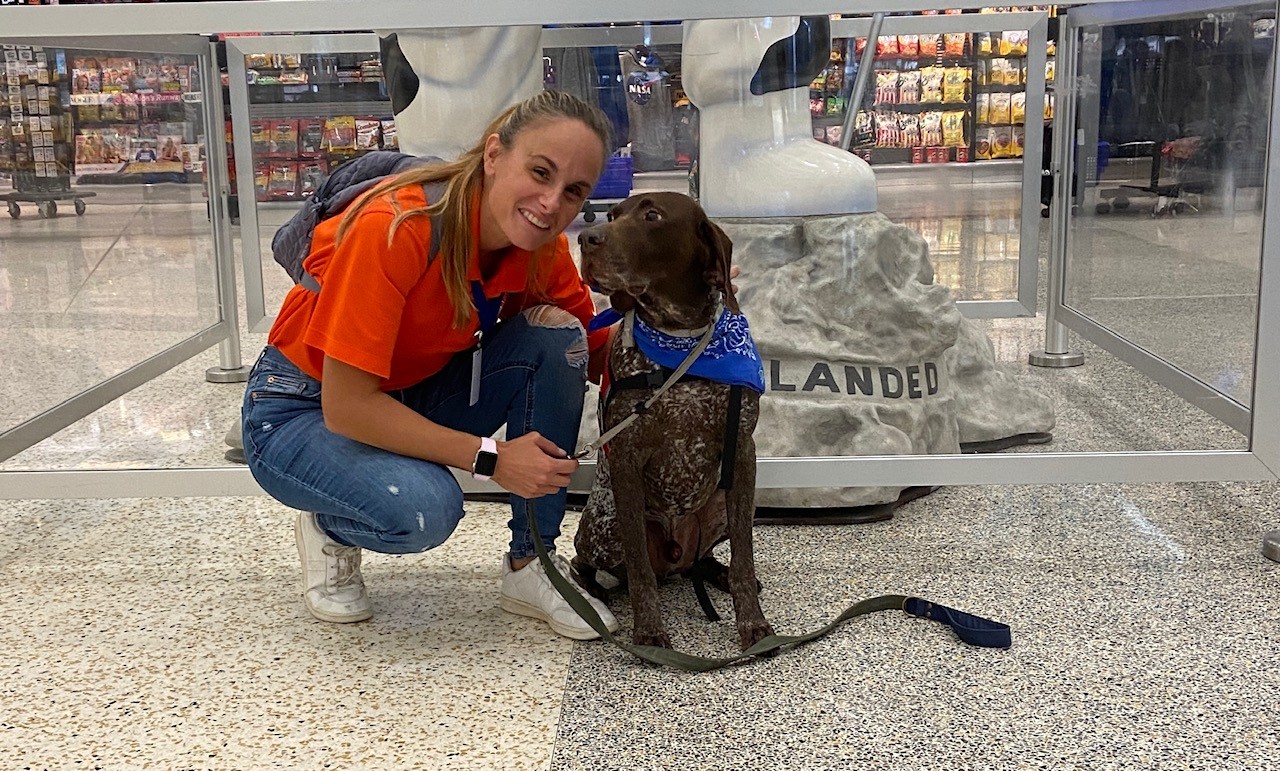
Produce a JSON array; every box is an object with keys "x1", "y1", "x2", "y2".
[{"x1": 242, "y1": 90, "x2": 619, "y2": 640}]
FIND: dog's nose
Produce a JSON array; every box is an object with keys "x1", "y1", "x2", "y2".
[{"x1": 579, "y1": 226, "x2": 606, "y2": 248}]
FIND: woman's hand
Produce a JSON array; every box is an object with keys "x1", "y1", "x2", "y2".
[{"x1": 492, "y1": 431, "x2": 578, "y2": 499}]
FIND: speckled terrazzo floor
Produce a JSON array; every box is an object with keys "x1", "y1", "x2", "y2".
[{"x1": 2, "y1": 178, "x2": 1277, "y2": 769}]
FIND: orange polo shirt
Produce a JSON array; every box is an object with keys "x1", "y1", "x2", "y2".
[{"x1": 268, "y1": 183, "x2": 605, "y2": 391}]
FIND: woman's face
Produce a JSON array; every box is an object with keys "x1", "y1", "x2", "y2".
[{"x1": 480, "y1": 117, "x2": 605, "y2": 254}]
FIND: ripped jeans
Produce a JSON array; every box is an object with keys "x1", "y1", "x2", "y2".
[{"x1": 242, "y1": 309, "x2": 588, "y2": 559}]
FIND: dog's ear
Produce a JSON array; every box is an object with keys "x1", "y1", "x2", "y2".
[{"x1": 700, "y1": 217, "x2": 739, "y2": 314}]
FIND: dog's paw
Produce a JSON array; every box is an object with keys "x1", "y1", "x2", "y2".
[
  {"x1": 738, "y1": 620, "x2": 775, "y2": 652},
  {"x1": 632, "y1": 628, "x2": 673, "y2": 649},
  {"x1": 570, "y1": 564, "x2": 612, "y2": 603}
]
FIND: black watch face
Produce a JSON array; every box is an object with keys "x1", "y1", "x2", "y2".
[{"x1": 474, "y1": 451, "x2": 498, "y2": 477}]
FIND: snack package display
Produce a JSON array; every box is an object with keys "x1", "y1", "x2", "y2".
[
  {"x1": 976, "y1": 93, "x2": 990, "y2": 125},
  {"x1": 1001, "y1": 30, "x2": 1029, "y2": 56},
  {"x1": 991, "y1": 124, "x2": 1014, "y2": 157},
  {"x1": 253, "y1": 162, "x2": 270, "y2": 200},
  {"x1": 824, "y1": 125, "x2": 843, "y2": 146},
  {"x1": 898, "y1": 35, "x2": 920, "y2": 58},
  {"x1": 1044, "y1": 92, "x2": 1055, "y2": 120},
  {"x1": 920, "y1": 67, "x2": 945, "y2": 103},
  {"x1": 875, "y1": 111, "x2": 901, "y2": 148},
  {"x1": 920, "y1": 34, "x2": 940, "y2": 58},
  {"x1": 1011, "y1": 125, "x2": 1025, "y2": 157},
  {"x1": 298, "y1": 118, "x2": 325, "y2": 156},
  {"x1": 898, "y1": 71, "x2": 921, "y2": 104},
  {"x1": 875, "y1": 71, "x2": 900, "y2": 104},
  {"x1": 269, "y1": 161, "x2": 300, "y2": 200},
  {"x1": 271, "y1": 119, "x2": 299, "y2": 157},
  {"x1": 1045, "y1": 58, "x2": 1056, "y2": 85},
  {"x1": 250, "y1": 119, "x2": 272, "y2": 157},
  {"x1": 989, "y1": 92, "x2": 1012, "y2": 124},
  {"x1": 1011, "y1": 92, "x2": 1026, "y2": 124},
  {"x1": 324, "y1": 116, "x2": 357, "y2": 153},
  {"x1": 854, "y1": 111, "x2": 875, "y2": 147},
  {"x1": 943, "y1": 33, "x2": 968, "y2": 57},
  {"x1": 977, "y1": 32, "x2": 993, "y2": 56},
  {"x1": 975, "y1": 127, "x2": 995, "y2": 160},
  {"x1": 942, "y1": 111, "x2": 967, "y2": 147},
  {"x1": 877, "y1": 36, "x2": 900, "y2": 58},
  {"x1": 921, "y1": 111, "x2": 944, "y2": 146},
  {"x1": 380, "y1": 118, "x2": 398, "y2": 150},
  {"x1": 299, "y1": 159, "x2": 326, "y2": 196},
  {"x1": 900, "y1": 113, "x2": 921, "y2": 147},
  {"x1": 942, "y1": 68, "x2": 968, "y2": 103},
  {"x1": 355, "y1": 117, "x2": 381, "y2": 151}
]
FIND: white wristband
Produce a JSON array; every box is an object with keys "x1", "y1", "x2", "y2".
[{"x1": 471, "y1": 436, "x2": 498, "y2": 481}]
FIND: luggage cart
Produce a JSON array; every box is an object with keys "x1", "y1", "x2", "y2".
[{"x1": 2, "y1": 171, "x2": 96, "y2": 220}]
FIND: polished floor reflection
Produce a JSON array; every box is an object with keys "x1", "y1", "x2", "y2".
[
  {"x1": 1068, "y1": 170, "x2": 1262, "y2": 406},
  {"x1": 0, "y1": 184, "x2": 220, "y2": 428},
  {"x1": 0, "y1": 168, "x2": 1256, "y2": 470}
]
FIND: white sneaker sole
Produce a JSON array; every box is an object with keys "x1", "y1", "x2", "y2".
[{"x1": 499, "y1": 596, "x2": 609, "y2": 641}]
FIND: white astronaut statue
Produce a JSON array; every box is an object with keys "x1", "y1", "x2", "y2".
[
  {"x1": 377, "y1": 27, "x2": 544, "y2": 159},
  {"x1": 683, "y1": 17, "x2": 878, "y2": 218}
]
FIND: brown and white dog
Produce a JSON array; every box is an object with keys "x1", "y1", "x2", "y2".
[{"x1": 574, "y1": 192, "x2": 774, "y2": 651}]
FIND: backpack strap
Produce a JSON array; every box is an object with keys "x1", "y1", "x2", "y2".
[{"x1": 298, "y1": 179, "x2": 448, "y2": 293}]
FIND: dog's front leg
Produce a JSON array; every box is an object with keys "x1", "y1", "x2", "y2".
[
  {"x1": 609, "y1": 445, "x2": 670, "y2": 648},
  {"x1": 727, "y1": 434, "x2": 774, "y2": 650}
]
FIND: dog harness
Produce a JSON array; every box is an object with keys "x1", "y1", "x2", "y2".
[{"x1": 586, "y1": 304, "x2": 764, "y2": 492}]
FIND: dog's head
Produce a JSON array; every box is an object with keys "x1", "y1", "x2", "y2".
[{"x1": 579, "y1": 192, "x2": 736, "y2": 329}]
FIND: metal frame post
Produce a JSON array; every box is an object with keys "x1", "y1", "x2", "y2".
[
  {"x1": 1030, "y1": 11, "x2": 1085, "y2": 368},
  {"x1": 201, "y1": 39, "x2": 250, "y2": 383}
]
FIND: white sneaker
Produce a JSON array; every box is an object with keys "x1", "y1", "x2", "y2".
[
  {"x1": 294, "y1": 512, "x2": 373, "y2": 623},
  {"x1": 500, "y1": 551, "x2": 620, "y2": 640}
]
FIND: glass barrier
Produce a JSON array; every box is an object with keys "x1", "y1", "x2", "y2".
[
  {"x1": 0, "y1": 40, "x2": 225, "y2": 469},
  {"x1": 0, "y1": 4, "x2": 1275, "y2": 495},
  {"x1": 1062, "y1": 2, "x2": 1273, "y2": 436}
]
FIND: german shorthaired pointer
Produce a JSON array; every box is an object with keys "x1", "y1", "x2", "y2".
[{"x1": 574, "y1": 192, "x2": 774, "y2": 651}]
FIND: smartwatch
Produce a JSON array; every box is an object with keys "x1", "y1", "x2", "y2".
[{"x1": 471, "y1": 437, "x2": 498, "y2": 481}]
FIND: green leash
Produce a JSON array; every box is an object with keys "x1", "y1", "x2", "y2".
[{"x1": 525, "y1": 509, "x2": 1012, "y2": 671}]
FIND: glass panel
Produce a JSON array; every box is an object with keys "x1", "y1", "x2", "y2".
[
  {"x1": 0, "y1": 44, "x2": 219, "y2": 467},
  {"x1": 240, "y1": 44, "x2": 393, "y2": 319},
  {"x1": 1065, "y1": 6, "x2": 1273, "y2": 408},
  {"x1": 839, "y1": 26, "x2": 1045, "y2": 303}
]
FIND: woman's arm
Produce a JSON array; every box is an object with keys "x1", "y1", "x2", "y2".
[{"x1": 320, "y1": 355, "x2": 576, "y2": 499}]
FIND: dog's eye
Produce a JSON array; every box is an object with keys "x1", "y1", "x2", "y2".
[{"x1": 644, "y1": 209, "x2": 662, "y2": 222}]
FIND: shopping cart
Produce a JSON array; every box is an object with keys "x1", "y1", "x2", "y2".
[
  {"x1": 2, "y1": 170, "x2": 96, "y2": 219},
  {"x1": 1096, "y1": 136, "x2": 1213, "y2": 217}
]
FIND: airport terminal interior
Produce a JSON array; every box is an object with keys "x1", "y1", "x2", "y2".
[{"x1": 1, "y1": 3, "x2": 1277, "y2": 769}]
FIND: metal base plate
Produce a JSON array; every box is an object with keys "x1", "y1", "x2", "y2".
[
  {"x1": 1264, "y1": 531, "x2": 1280, "y2": 563},
  {"x1": 1028, "y1": 351, "x2": 1086, "y2": 368},
  {"x1": 205, "y1": 365, "x2": 251, "y2": 384}
]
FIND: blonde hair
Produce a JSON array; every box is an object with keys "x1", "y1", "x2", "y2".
[{"x1": 334, "y1": 90, "x2": 612, "y2": 328}]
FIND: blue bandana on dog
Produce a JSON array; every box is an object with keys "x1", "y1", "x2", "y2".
[{"x1": 590, "y1": 307, "x2": 766, "y2": 394}]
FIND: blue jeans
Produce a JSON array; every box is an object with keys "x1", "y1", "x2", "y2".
[{"x1": 242, "y1": 312, "x2": 587, "y2": 559}]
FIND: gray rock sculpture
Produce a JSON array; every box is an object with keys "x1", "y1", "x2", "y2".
[{"x1": 578, "y1": 211, "x2": 1055, "y2": 508}]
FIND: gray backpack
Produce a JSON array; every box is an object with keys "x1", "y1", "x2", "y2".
[{"x1": 271, "y1": 151, "x2": 446, "y2": 291}]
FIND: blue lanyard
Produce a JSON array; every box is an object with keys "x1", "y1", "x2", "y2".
[
  {"x1": 471, "y1": 281, "x2": 503, "y2": 336},
  {"x1": 468, "y1": 281, "x2": 503, "y2": 407}
]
